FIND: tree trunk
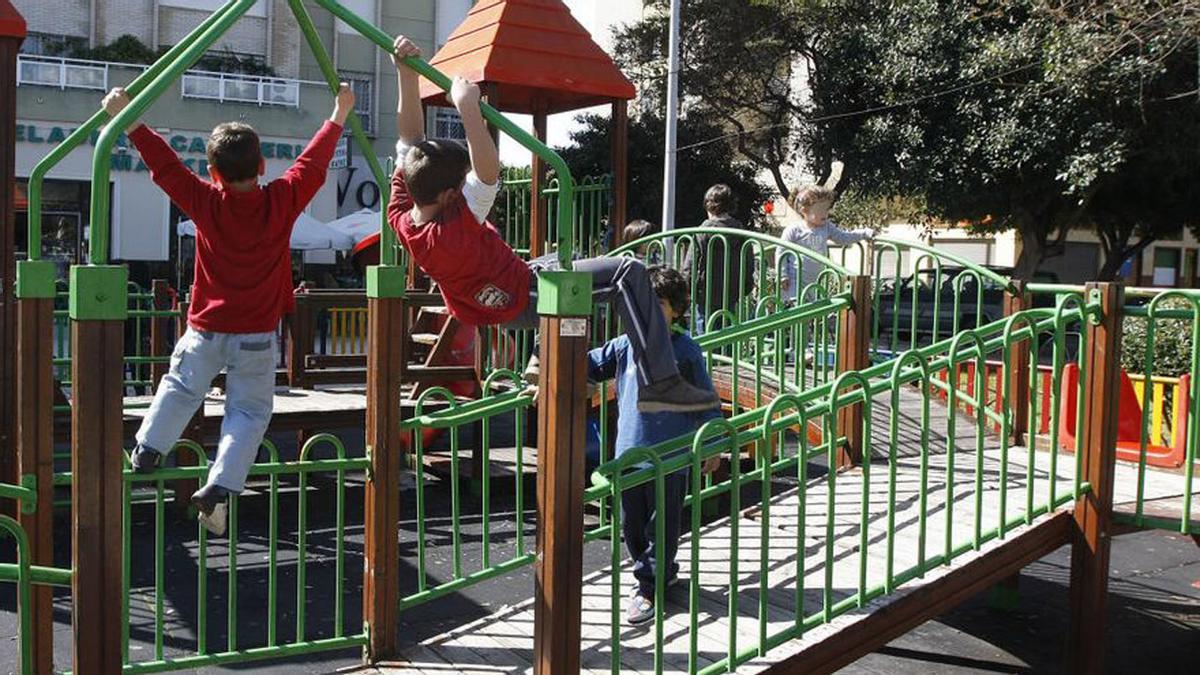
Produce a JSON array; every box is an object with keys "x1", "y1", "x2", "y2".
[{"x1": 1013, "y1": 225, "x2": 1047, "y2": 279}]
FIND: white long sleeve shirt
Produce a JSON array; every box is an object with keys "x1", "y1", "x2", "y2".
[{"x1": 776, "y1": 220, "x2": 873, "y2": 296}]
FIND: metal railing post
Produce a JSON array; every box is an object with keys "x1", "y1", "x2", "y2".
[
  {"x1": 68, "y1": 263, "x2": 128, "y2": 671},
  {"x1": 1003, "y1": 279, "x2": 1031, "y2": 445},
  {"x1": 363, "y1": 265, "x2": 404, "y2": 661},
  {"x1": 533, "y1": 271, "x2": 592, "y2": 674},
  {"x1": 15, "y1": 260, "x2": 56, "y2": 674},
  {"x1": 1066, "y1": 281, "x2": 1123, "y2": 673},
  {"x1": 836, "y1": 275, "x2": 872, "y2": 468}
]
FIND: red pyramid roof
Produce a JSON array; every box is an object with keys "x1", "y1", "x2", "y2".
[
  {"x1": 419, "y1": 0, "x2": 635, "y2": 115},
  {"x1": 0, "y1": 1, "x2": 26, "y2": 39}
]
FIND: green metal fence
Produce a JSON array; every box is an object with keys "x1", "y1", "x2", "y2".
[{"x1": 584, "y1": 297, "x2": 1099, "y2": 673}]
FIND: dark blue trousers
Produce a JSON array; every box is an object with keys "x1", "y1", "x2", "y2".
[{"x1": 622, "y1": 469, "x2": 688, "y2": 597}]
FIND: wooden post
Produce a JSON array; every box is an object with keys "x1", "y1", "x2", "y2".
[
  {"x1": 69, "y1": 265, "x2": 128, "y2": 672},
  {"x1": 836, "y1": 276, "x2": 872, "y2": 468},
  {"x1": 609, "y1": 99, "x2": 629, "y2": 249},
  {"x1": 149, "y1": 279, "x2": 172, "y2": 391},
  {"x1": 363, "y1": 266, "x2": 404, "y2": 661},
  {"x1": 15, "y1": 260, "x2": 55, "y2": 674},
  {"x1": 287, "y1": 293, "x2": 311, "y2": 389},
  {"x1": 1002, "y1": 279, "x2": 1031, "y2": 445},
  {"x1": 1065, "y1": 281, "x2": 1123, "y2": 674},
  {"x1": 0, "y1": 4, "x2": 25, "y2": 497},
  {"x1": 533, "y1": 272, "x2": 591, "y2": 675},
  {"x1": 529, "y1": 109, "x2": 549, "y2": 259}
]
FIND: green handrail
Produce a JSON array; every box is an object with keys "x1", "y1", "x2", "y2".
[
  {"x1": 89, "y1": 0, "x2": 261, "y2": 264},
  {"x1": 611, "y1": 227, "x2": 853, "y2": 278},
  {"x1": 874, "y1": 236, "x2": 1018, "y2": 294},
  {"x1": 311, "y1": 0, "x2": 578, "y2": 269},
  {"x1": 25, "y1": 0, "x2": 242, "y2": 260}
]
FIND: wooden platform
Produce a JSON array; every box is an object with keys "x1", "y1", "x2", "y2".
[{"x1": 376, "y1": 382, "x2": 1199, "y2": 674}]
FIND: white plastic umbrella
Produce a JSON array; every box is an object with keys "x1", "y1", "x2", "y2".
[
  {"x1": 324, "y1": 208, "x2": 383, "y2": 245},
  {"x1": 176, "y1": 212, "x2": 355, "y2": 251}
]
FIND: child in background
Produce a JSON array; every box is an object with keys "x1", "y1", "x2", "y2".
[
  {"x1": 681, "y1": 184, "x2": 753, "y2": 334},
  {"x1": 777, "y1": 184, "x2": 873, "y2": 302},
  {"x1": 587, "y1": 266, "x2": 722, "y2": 625},
  {"x1": 104, "y1": 83, "x2": 354, "y2": 535},
  {"x1": 622, "y1": 219, "x2": 657, "y2": 262},
  {"x1": 387, "y1": 36, "x2": 717, "y2": 413}
]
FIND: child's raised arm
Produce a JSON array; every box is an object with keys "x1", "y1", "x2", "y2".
[
  {"x1": 392, "y1": 36, "x2": 425, "y2": 146},
  {"x1": 450, "y1": 77, "x2": 500, "y2": 186}
]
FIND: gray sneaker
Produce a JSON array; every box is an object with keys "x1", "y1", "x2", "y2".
[
  {"x1": 637, "y1": 375, "x2": 720, "y2": 413},
  {"x1": 190, "y1": 484, "x2": 231, "y2": 536},
  {"x1": 627, "y1": 590, "x2": 655, "y2": 626}
]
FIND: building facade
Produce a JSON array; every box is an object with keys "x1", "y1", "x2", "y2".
[{"x1": 12, "y1": 0, "x2": 470, "y2": 286}]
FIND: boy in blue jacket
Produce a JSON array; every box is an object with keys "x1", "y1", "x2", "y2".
[{"x1": 588, "y1": 266, "x2": 722, "y2": 625}]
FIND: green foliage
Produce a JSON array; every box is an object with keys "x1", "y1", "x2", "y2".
[
  {"x1": 830, "y1": 191, "x2": 931, "y2": 234},
  {"x1": 800, "y1": 0, "x2": 1200, "y2": 278},
  {"x1": 1120, "y1": 298, "x2": 1197, "y2": 378},
  {"x1": 54, "y1": 34, "x2": 277, "y2": 76},
  {"x1": 556, "y1": 112, "x2": 769, "y2": 231}
]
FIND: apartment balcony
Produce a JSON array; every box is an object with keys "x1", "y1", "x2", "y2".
[{"x1": 17, "y1": 54, "x2": 376, "y2": 135}]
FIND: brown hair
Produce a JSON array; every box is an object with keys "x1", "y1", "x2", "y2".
[
  {"x1": 787, "y1": 184, "x2": 836, "y2": 213},
  {"x1": 206, "y1": 122, "x2": 262, "y2": 183},
  {"x1": 622, "y1": 219, "x2": 655, "y2": 244},
  {"x1": 704, "y1": 183, "x2": 736, "y2": 216},
  {"x1": 403, "y1": 140, "x2": 471, "y2": 206},
  {"x1": 648, "y1": 265, "x2": 690, "y2": 325}
]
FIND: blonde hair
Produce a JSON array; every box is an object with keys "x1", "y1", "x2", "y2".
[{"x1": 787, "y1": 184, "x2": 835, "y2": 213}]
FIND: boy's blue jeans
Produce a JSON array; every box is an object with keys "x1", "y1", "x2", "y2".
[
  {"x1": 622, "y1": 468, "x2": 688, "y2": 597},
  {"x1": 134, "y1": 328, "x2": 276, "y2": 492}
]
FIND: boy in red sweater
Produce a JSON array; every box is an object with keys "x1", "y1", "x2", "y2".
[
  {"x1": 388, "y1": 36, "x2": 717, "y2": 413},
  {"x1": 101, "y1": 84, "x2": 354, "y2": 534}
]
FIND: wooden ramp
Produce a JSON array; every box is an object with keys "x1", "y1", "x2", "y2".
[{"x1": 376, "y1": 384, "x2": 1199, "y2": 674}]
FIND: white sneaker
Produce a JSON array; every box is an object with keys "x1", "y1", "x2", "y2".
[{"x1": 198, "y1": 502, "x2": 227, "y2": 536}]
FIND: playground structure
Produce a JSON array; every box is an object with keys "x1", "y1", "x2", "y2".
[{"x1": 0, "y1": 2, "x2": 1197, "y2": 675}]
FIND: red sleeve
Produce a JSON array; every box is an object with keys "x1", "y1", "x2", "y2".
[
  {"x1": 277, "y1": 120, "x2": 343, "y2": 219},
  {"x1": 387, "y1": 167, "x2": 415, "y2": 234},
  {"x1": 129, "y1": 124, "x2": 216, "y2": 218}
]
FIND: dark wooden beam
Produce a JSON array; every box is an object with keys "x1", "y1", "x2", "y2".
[
  {"x1": 609, "y1": 99, "x2": 629, "y2": 248},
  {"x1": 71, "y1": 316, "x2": 125, "y2": 671},
  {"x1": 533, "y1": 312, "x2": 589, "y2": 674},
  {"x1": 0, "y1": 21, "x2": 23, "y2": 499},
  {"x1": 529, "y1": 110, "x2": 548, "y2": 259},
  {"x1": 836, "y1": 275, "x2": 872, "y2": 468},
  {"x1": 1066, "y1": 281, "x2": 1123, "y2": 674},
  {"x1": 16, "y1": 292, "x2": 54, "y2": 674},
  {"x1": 764, "y1": 511, "x2": 1073, "y2": 675},
  {"x1": 1002, "y1": 279, "x2": 1031, "y2": 445}
]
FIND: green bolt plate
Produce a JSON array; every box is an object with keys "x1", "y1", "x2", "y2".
[
  {"x1": 367, "y1": 265, "x2": 405, "y2": 299},
  {"x1": 15, "y1": 260, "x2": 56, "y2": 299},
  {"x1": 537, "y1": 270, "x2": 592, "y2": 317},
  {"x1": 68, "y1": 265, "x2": 129, "y2": 320}
]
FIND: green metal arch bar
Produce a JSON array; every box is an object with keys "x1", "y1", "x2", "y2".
[
  {"x1": 611, "y1": 227, "x2": 854, "y2": 279},
  {"x1": 88, "y1": 0, "x2": 261, "y2": 264},
  {"x1": 311, "y1": 0, "x2": 578, "y2": 269},
  {"x1": 874, "y1": 236, "x2": 1017, "y2": 294},
  {"x1": 25, "y1": 0, "x2": 242, "y2": 261},
  {"x1": 287, "y1": 0, "x2": 396, "y2": 264}
]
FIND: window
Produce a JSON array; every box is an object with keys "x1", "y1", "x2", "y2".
[
  {"x1": 1152, "y1": 247, "x2": 1181, "y2": 287},
  {"x1": 345, "y1": 77, "x2": 374, "y2": 134},
  {"x1": 433, "y1": 108, "x2": 466, "y2": 141},
  {"x1": 20, "y1": 32, "x2": 87, "y2": 57}
]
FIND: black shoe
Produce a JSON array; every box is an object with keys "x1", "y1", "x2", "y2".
[
  {"x1": 130, "y1": 445, "x2": 162, "y2": 474},
  {"x1": 637, "y1": 375, "x2": 720, "y2": 413},
  {"x1": 190, "y1": 484, "x2": 231, "y2": 536}
]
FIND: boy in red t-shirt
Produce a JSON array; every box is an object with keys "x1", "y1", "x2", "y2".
[
  {"x1": 388, "y1": 36, "x2": 718, "y2": 413},
  {"x1": 101, "y1": 84, "x2": 355, "y2": 534}
]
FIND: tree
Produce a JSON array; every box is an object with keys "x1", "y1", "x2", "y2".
[
  {"x1": 611, "y1": 0, "x2": 811, "y2": 196},
  {"x1": 799, "y1": 0, "x2": 1200, "y2": 278},
  {"x1": 556, "y1": 112, "x2": 769, "y2": 232}
]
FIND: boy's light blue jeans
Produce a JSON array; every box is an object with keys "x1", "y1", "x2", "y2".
[{"x1": 135, "y1": 328, "x2": 276, "y2": 493}]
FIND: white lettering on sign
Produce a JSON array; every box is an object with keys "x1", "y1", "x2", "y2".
[{"x1": 560, "y1": 318, "x2": 588, "y2": 337}]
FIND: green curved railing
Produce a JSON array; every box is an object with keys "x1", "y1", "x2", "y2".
[{"x1": 872, "y1": 236, "x2": 1017, "y2": 294}]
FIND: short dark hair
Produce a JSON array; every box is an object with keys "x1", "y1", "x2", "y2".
[
  {"x1": 704, "y1": 183, "x2": 736, "y2": 216},
  {"x1": 622, "y1": 219, "x2": 655, "y2": 244},
  {"x1": 403, "y1": 140, "x2": 470, "y2": 206},
  {"x1": 207, "y1": 122, "x2": 262, "y2": 183},
  {"x1": 649, "y1": 265, "x2": 690, "y2": 325}
]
